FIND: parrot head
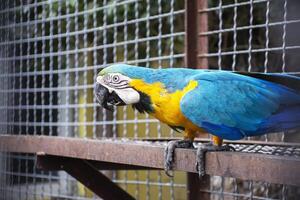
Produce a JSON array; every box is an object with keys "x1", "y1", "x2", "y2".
[{"x1": 95, "y1": 64, "x2": 152, "y2": 112}]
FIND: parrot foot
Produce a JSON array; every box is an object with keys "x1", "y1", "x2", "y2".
[
  {"x1": 164, "y1": 140, "x2": 194, "y2": 177},
  {"x1": 196, "y1": 143, "x2": 235, "y2": 177}
]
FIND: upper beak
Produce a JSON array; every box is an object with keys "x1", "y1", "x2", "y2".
[
  {"x1": 94, "y1": 82, "x2": 114, "y2": 111},
  {"x1": 94, "y1": 82, "x2": 126, "y2": 112}
]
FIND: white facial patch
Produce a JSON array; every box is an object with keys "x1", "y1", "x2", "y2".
[{"x1": 96, "y1": 73, "x2": 140, "y2": 104}]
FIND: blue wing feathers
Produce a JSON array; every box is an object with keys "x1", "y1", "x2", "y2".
[{"x1": 180, "y1": 71, "x2": 300, "y2": 140}]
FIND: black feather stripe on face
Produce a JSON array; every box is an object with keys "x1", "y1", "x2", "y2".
[{"x1": 132, "y1": 91, "x2": 154, "y2": 114}]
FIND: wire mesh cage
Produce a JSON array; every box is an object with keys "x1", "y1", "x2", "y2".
[
  {"x1": 198, "y1": 0, "x2": 300, "y2": 199},
  {"x1": 0, "y1": 0, "x2": 186, "y2": 199},
  {"x1": 0, "y1": 0, "x2": 299, "y2": 199}
]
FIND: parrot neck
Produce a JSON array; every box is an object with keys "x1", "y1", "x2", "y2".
[
  {"x1": 132, "y1": 91, "x2": 154, "y2": 113},
  {"x1": 130, "y1": 79, "x2": 164, "y2": 114},
  {"x1": 129, "y1": 79, "x2": 202, "y2": 134}
]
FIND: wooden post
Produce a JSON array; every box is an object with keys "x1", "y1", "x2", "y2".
[
  {"x1": 185, "y1": 0, "x2": 210, "y2": 199},
  {"x1": 197, "y1": 0, "x2": 208, "y2": 68}
]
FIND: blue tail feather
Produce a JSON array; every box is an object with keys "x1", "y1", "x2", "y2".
[{"x1": 257, "y1": 106, "x2": 300, "y2": 134}]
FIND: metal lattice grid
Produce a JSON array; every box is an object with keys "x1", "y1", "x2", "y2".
[
  {"x1": 198, "y1": 0, "x2": 300, "y2": 199},
  {"x1": 0, "y1": 0, "x2": 300, "y2": 200},
  {"x1": 0, "y1": 0, "x2": 185, "y2": 199}
]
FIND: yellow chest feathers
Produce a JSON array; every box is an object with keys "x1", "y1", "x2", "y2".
[{"x1": 129, "y1": 79, "x2": 198, "y2": 129}]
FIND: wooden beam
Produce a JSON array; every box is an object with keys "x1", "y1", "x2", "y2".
[
  {"x1": 1, "y1": 135, "x2": 300, "y2": 186},
  {"x1": 36, "y1": 153, "x2": 135, "y2": 200},
  {"x1": 36, "y1": 153, "x2": 153, "y2": 171}
]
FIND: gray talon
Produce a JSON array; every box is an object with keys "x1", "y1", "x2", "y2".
[
  {"x1": 164, "y1": 141, "x2": 175, "y2": 177},
  {"x1": 164, "y1": 140, "x2": 194, "y2": 177},
  {"x1": 196, "y1": 143, "x2": 235, "y2": 177}
]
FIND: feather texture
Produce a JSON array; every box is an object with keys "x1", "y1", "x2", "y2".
[
  {"x1": 180, "y1": 71, "x2": 300, "y2": 139},
  {"x1": 100, "y1": 64, "x2": 300, "y2": 140}
]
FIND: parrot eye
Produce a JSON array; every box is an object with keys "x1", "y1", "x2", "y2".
[
  {"x1": 112, "y1": 75, "x2": 120, "y2": 83},
  {"x1": 100, "y1": 73, "x2": 130, "y2": 89}
]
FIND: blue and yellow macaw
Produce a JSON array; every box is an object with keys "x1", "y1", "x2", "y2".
[{"x1": 95, "y1": 64, "x2": 300, "y2": 176}]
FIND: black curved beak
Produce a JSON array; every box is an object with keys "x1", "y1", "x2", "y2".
[{"x1": 94, "y1": 83, "x2": 126, "y2": 112}]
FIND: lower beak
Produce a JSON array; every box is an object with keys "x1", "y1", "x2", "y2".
[{"x1": 94, "y1": 83, "x2": 126, "y2": 112}]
